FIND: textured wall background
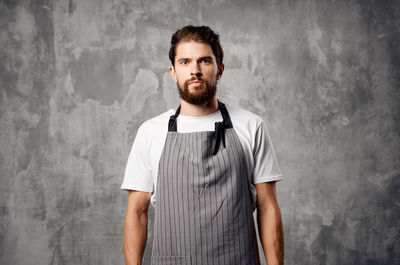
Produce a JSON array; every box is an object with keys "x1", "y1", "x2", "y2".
[{"x1": 1, "y1": 0, "x2": 399, "y2": 264}]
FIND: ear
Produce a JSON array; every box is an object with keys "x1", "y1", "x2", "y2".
[
  {"x1": 216, "y1": 63, "x2": 225, "y2": 81},
  {"x1": 169, "y1": 65, "x2": 177, "y2": 83}
]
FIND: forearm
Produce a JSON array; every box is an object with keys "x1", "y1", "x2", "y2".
[
  {"x1": 124, "y1": 210, "x2": 148, "y2": 265},
  {"x1": 257, "y1": 206, "x2": 284, "y2": 265}
]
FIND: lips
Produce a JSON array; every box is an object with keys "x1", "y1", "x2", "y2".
[{"x1": 189, "y1": 80, "x2": 203, "y2": 85}]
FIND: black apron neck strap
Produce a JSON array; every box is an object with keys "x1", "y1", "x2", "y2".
[
  {"x1": 168, "y1": 100, "x2": 233, "y2": 132},
  {"x1": 168, "y1": 105, "x2": 180, "y2": 132},
  {"x1": 217, "y1": 100, "x2": 233, "y2": 129}
]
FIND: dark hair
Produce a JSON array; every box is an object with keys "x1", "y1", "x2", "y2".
[{"x1": 169, "y1": 25, "x2": 224, "y2": 67}]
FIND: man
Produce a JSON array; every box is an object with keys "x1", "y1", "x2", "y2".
[{"x1": 121, "y1": 25, "x2": 284, "y2": 265}]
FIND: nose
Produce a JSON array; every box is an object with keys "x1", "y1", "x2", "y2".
[{"x1": 190, "y1": 62, "x2": 201, "y2": 76}]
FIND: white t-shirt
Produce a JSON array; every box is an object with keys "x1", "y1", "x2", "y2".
[{"x1": 121, "y1": 103, "x2": 282, "y2": 207}]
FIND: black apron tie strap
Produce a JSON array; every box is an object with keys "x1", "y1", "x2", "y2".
[
  {"x1": 212, "y1": 100, "x2": 233, "y2": 155},
  {"x1": 213, "y1": 121, "x2": 226, "y2": 155}
]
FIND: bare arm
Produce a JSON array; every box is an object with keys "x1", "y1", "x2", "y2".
[
  {"x1": 123, "y1": 190, "x2": 152, "y2": 265},
  {"x1": 255, "y1": 181, "x2": 284, "y2": 265}
]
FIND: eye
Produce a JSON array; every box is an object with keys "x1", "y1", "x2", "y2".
[
  {"x1": 180, "y1": 60, "x2": 189, "y2": 65},
  {"x1": 201, "y1": 59, "x2": 211, "y2": 64}
]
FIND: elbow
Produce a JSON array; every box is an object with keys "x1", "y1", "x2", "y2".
[
  {"x1": 135, "y1": 207, "x2": 149, "y2": 224},
  {"x1": 125, "y1": 207, "x2": 149, "y2": 226}
]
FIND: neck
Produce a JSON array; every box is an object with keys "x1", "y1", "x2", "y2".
[{"x1": 174, "y1": 97, "x2": 218, "y2": 117}]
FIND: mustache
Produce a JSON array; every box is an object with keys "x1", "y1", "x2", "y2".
[
  {"x1": 183, "y1": 77, "x2": 206, "y2": 86},
  {"x1": 188, "y1": 77, "x2": 204, "y2": 82}
]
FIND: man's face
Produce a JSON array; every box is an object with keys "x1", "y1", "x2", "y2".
[{"x1": 170, "y1": 41, "x2": 224, "y2": 105}]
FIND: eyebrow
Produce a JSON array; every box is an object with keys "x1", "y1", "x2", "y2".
[{"x1": 177, "y1": 56, "x2": 214, "y2": 62}]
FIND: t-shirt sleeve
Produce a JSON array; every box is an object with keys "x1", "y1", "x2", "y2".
[
  {"x1": 252, "y1": 121, "x2": 283, "y2": 184},
  {"x1": 120, "y1": 124, "x2": 154, "y2": 192}
]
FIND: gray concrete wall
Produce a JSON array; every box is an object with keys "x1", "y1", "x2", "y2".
[{"x1": 1, "y1": 0, "x2": 399, "y2": 264}]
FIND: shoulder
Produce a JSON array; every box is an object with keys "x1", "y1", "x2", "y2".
[
  {"x1": 224, "y1": 103, "x2": 264, "y2": 130},
  {"x1": 137, "y1": 108, "x2": 174, "y2": 138},
  {"x1": 223, "y1": 102, "x2": 267, "y2": 151}
]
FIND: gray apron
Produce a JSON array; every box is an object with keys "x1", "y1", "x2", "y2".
[{"x1": 151, "y1": 100, "x2": 260, "y2": 265}]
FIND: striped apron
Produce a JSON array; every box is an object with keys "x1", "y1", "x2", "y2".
[{"x1": 151, "y1": 100, "x2": 260, "y2": 265}]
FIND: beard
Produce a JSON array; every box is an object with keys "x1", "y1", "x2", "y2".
[{"x1": 177, "y1": 76, "x2": 217, "y2": 105}]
